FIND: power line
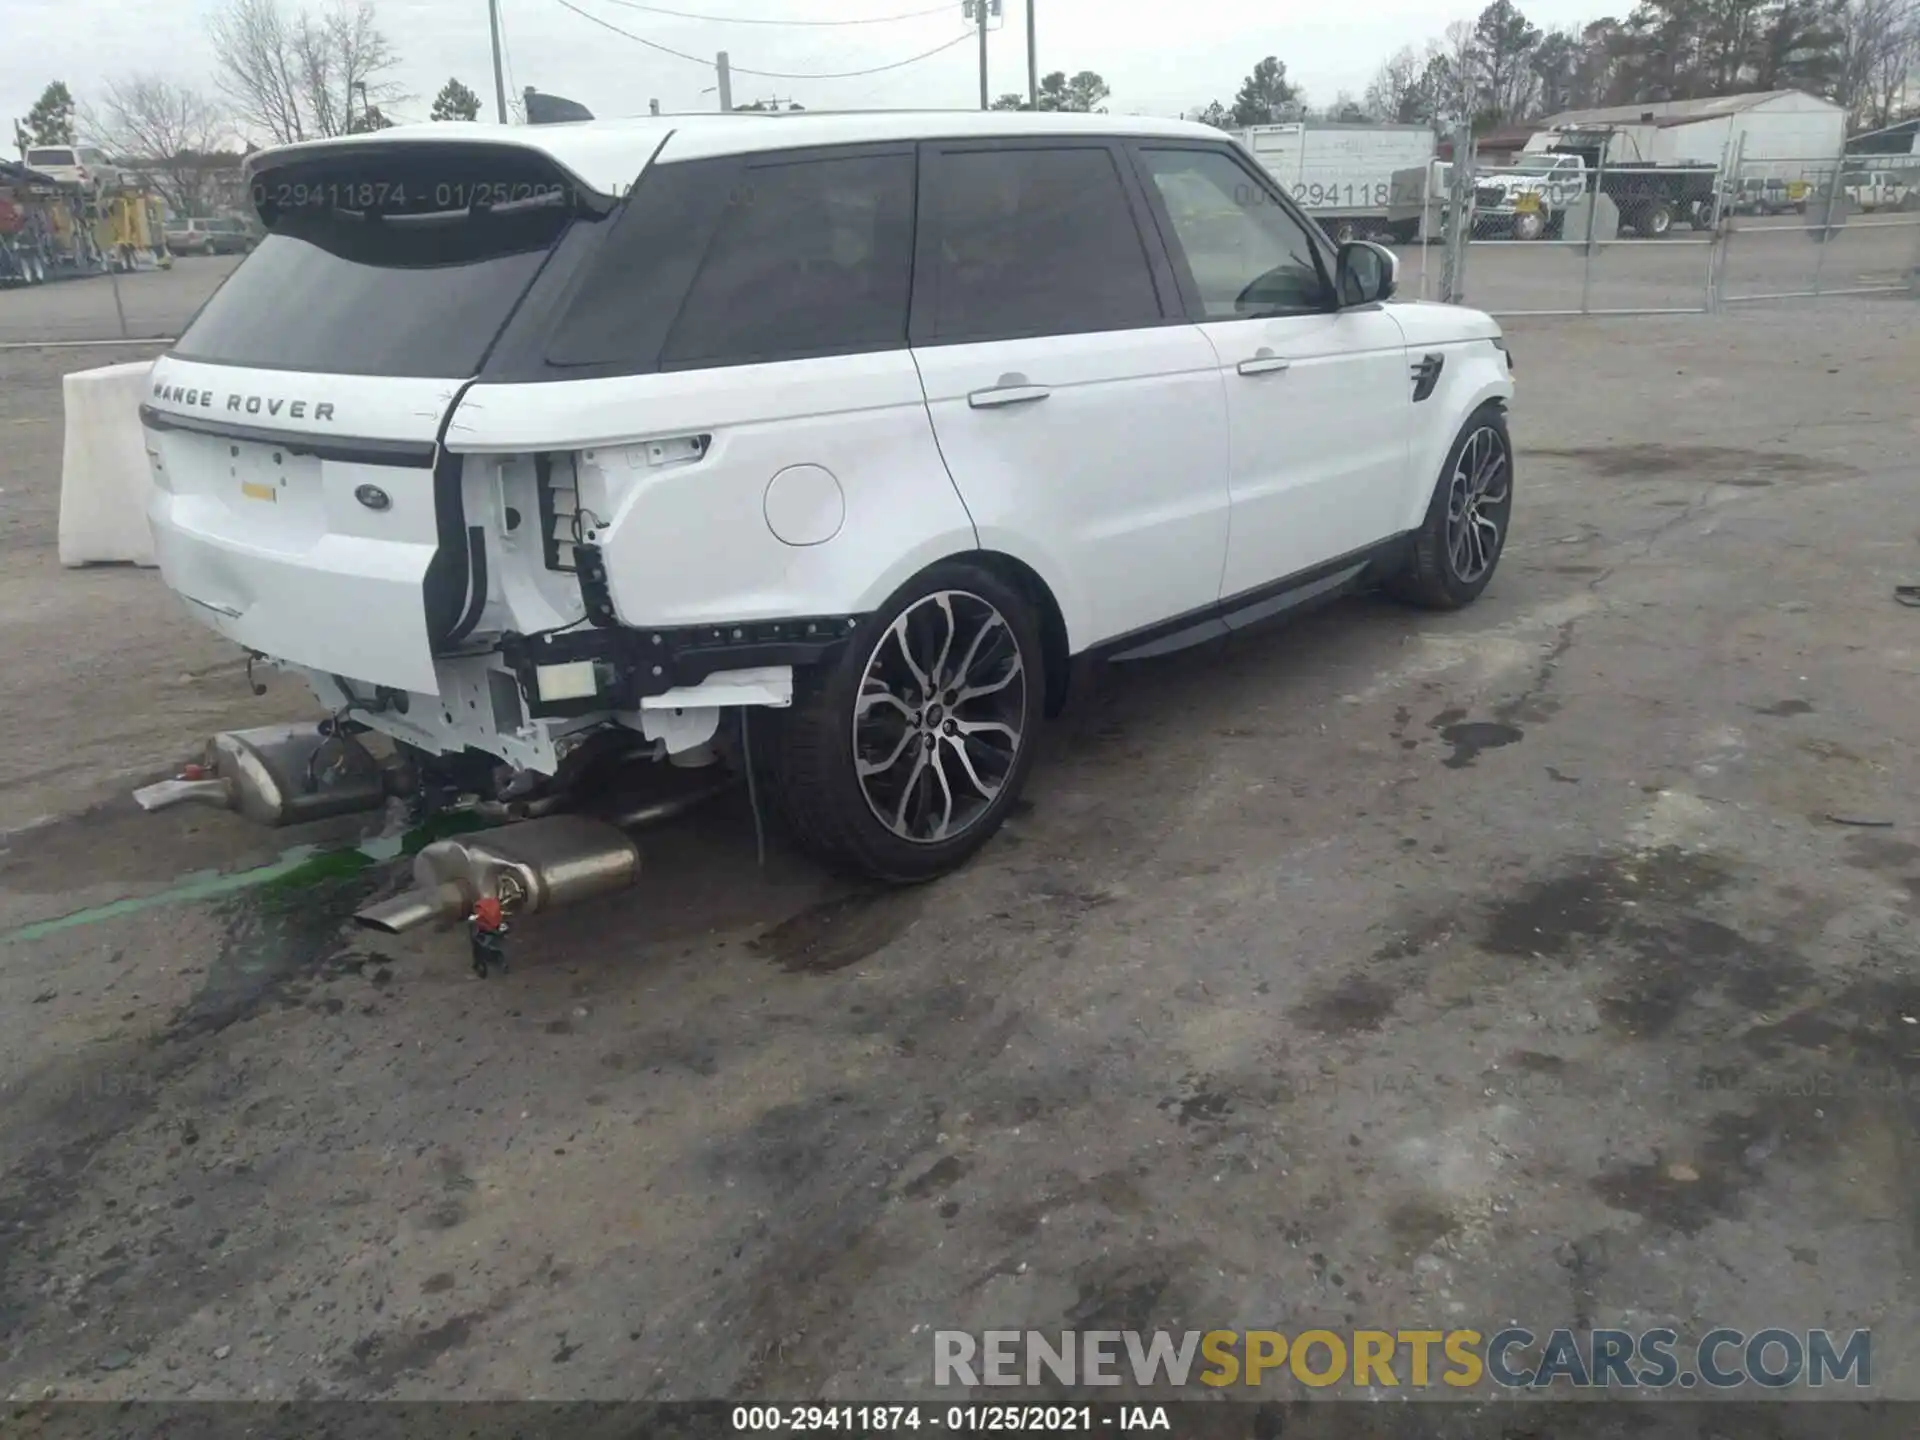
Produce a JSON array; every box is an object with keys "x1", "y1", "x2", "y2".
[
  {"x1": 550, "y1": 0, "x2": 976, "y2": 79},
  {"x1": 594, "y1": 0, "x2": 955, "y2": 25}
]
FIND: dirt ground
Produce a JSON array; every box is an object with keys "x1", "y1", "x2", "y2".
[{"x1": 1, "y1": 301, "x2": 1918, "y2": 1408}]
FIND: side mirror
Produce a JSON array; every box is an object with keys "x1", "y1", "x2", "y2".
[{"x1": 1335, "y1": 239, "x2": 1398, "y2": 306}]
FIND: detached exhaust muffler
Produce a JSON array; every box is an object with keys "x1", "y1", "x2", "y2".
[
  {"x1": 353, "y1": 814, "x2": 641, "y2": 942},
  {"x1": 132, "y1": 722, "x2": 387, "y2": 826}
]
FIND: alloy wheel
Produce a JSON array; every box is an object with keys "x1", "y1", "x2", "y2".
[
  {"x1": 853, "y1": 590, "x2": 1027, "y2": 844},
  {"x1": 1445, "y1": 426, "x2": 1510, "y2": 584}
]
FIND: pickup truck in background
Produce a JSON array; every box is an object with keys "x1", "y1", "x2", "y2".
[
  {"x1": 1726, "y1": 176, "x2": 1810, "y2": 215},
  {"x1": 1841, "y1": 170, "x2": 1917, "y2": 212},
  {"x1": 1490, "y1": 145, "x2": 1718, "y2": 238}
]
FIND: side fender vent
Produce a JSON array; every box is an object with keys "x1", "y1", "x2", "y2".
[{"x1": 1411, "y1": 352, "x2": 1445, "y2": 403}]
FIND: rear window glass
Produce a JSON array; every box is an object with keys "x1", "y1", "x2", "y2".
[
  {"x1": 172, "y1": 146, "x2": 598, "y2": 379},
  {"x1": 543, "y1": 149, "x2": 915, "y2": 373},
  {"x1": 661, "y1": 152, "x2": 914, "y2": 369}
]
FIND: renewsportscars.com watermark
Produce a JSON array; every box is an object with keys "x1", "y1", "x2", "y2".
[{"x1": 934, "y1": 1328, "x2": 1871, "y2": 1391}]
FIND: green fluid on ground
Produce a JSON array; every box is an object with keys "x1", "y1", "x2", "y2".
[{"x1": 2, "y1": 809, "x2": 490, "y2": 944}]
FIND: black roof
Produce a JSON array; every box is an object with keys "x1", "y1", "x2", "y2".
[{"x1": 1847, "y1": 118, "x2": 1920, "y2": 154}]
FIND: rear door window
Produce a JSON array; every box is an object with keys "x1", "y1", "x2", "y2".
[
  {"x1": 920, "y1": 145, "x2": 1163, "y2": 343},
  {"x1": 171, "y1": 146, "x2": 595, "y2": 379}
]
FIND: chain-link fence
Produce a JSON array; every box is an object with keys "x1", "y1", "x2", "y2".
[{"x1": 1405, "y1": 134, "x2": 1920, "y2": 317}]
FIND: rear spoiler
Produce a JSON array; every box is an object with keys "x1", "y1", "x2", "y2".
[{"x1": 524, "y1": 88, "x2": 594, "y2": 125}]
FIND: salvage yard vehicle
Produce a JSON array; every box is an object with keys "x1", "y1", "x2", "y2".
[
  {"x1": 1842, "y1": 169, "x2": 1915, "y2": 211},
  {"x1": 1727, "y1": 175, "x2": 1808, "y2": 215},
  {"x1": 1472, "y1": 153, "x2": 1589, "y2": 239},
  {"x1": 1502, "y1": 136, "x2": 1719, "y2": 237},
  {"x1": 22, "y1": 144, "x2": 122, "y2": 196},
  {"x1": 164, "y1": 215, "x2": 257, "y2": 255},
  {"x1": 138, "y1": 111, "x2": 1514, "y2": 940}
]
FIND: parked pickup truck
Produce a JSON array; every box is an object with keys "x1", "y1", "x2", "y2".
[
  {"x1": 1842, "y1": 170, "x2": 1916, "y2": 212},
  {"x1": 1472, "y1": 153, "x2": 1589, "y2": 239},
  {"x1": 1727, "y1": 176, "x2": 1809, "y2": 216},
  {"x1": 1483, "y1": 144, "x2": 1718, "y2": 238}
]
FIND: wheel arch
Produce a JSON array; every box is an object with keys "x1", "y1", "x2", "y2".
[
  {"x1": 871, "y1": 547, "x2": 1076, "y2": 719},
  {"x1": 950, "y1": 549, "x2": 1075, "y2": 718},
  {"x1": 1399, "y1": 361, "x2": 1514, "y2": 534}
]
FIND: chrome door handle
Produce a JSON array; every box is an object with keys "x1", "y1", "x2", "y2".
[
  {"x1": 1237, "y1": 352, "x2": 1292, "y2": 376},
  {"x1": 968, "y1": 375, "x2": 1051, "y2": 409}
]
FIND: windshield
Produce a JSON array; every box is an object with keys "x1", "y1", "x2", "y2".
[
  {"x1": 1512, "y1": 159, "x2": 1569, "y2": 175},
  {"x1": 172, "y1": 145, "x2": 601, "y2": 378},
  {"x1": 26, "y1": 149, "x2": 75, "y2": 167}
]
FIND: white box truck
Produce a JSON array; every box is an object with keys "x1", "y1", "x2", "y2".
[{"x1": 1235, "y1": 122, "x2": 1438, "y2": 242}]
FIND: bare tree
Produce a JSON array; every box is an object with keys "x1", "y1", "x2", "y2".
[
  {"x1": 1839, "y1": 0, "x2": 1920, "y2": 127},
  {"x1": 88, "y1": 77, "x2": 234, "y2": 216},
  {"x1": 1364, "y1": 45, "x2": 1428, "y2": 122},
  {"x1": 1422, "y1": 22, "x2": 1482, "y2": 129},
  {"x1": 212, "y1": 0, "x2": 403, "y2": 144}
]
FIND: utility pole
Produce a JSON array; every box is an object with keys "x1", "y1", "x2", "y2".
[
  {"x1": 972, "y1": 0, "x2": 988, "y2": 110},
  {"x1": 1025, "y1": 0, "x2": 1036, "y2": 109},
  {"x1": 487, "y1": 0, "x2": 508, "y2": 121},
  {"x1": 716, "y1": 51, "x2": 733, "y2": 113}
]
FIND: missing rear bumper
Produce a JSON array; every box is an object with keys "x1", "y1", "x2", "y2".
[{"x1": 497, "y1": 613, "x2": 861, "y2": 720}]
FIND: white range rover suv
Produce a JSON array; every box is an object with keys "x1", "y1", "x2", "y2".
[{"x1": 143, "y1": 111, "x2": 1515, "y2": 882}]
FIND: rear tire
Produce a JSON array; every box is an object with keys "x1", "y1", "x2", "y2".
[
  {"x1": 1387, "y1": 404, "x2": 1514, "y2": 611},
  {"x1": 763, "y1": 560, "x2": 1045, "y2": 883}
]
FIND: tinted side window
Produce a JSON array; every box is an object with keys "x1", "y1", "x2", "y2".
[
  {"x1": 542, "y1": 157, "x2": 727, "y2": 370},
  {"x1": 660, "y1": 152, "x2": 915, "y2": 370},
  {"x1": 1138, "y1": 148, "x2": 1331, "y2": 319},
  {"x1": 927, "y1": 146, "x2": 1162, "y2": 342}
]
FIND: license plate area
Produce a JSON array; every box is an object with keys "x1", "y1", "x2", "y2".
[{"x1": 225, "y1": 441, "x2": 324, "y2": 540}]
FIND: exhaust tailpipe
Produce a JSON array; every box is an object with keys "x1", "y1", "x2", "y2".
[
  {"x1": 133, "y1": 722, "x2": 387, "y2": 827},
  {"x1": 353, "y1": 814, "x2": 641, "y2": 935}
]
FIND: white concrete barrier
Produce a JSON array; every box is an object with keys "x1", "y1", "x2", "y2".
[{"x1": 58, "y1": 359, "x2": 158, "y2": 568}]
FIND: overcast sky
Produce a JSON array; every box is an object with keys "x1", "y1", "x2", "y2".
[{"x1": 7, "y1": 0, "x2": 1608, "y2": 143}]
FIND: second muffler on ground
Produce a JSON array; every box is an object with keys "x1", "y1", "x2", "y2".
[{"x1": 354, "y1": 814, "x2": 641, "y2": 934}]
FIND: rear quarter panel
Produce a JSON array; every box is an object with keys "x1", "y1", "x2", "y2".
[{"x1": 445, "y1": 351, "x2": 979, "y2": 630}]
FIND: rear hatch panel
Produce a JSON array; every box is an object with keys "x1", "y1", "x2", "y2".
[
  {"x1": 144, "y1": 362, "x2": 460, "y2": 693},
  {"x1": 144, "y1": 139, "x2": 609, "y2": 694}
]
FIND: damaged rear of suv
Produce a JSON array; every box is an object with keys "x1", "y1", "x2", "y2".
[
  {"x1": 145, "y1": 120, "x2": 1026, "y2": 890},
  {"x1": 145, "y1": 112, "x2": 1516, "y2": 914}
]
